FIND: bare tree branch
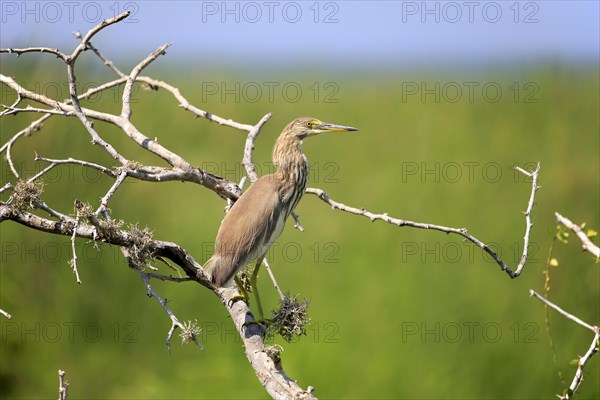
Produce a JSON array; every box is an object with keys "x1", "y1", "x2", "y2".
[
  {"x1": 0, "y1": 114, "x2": 49, "y2": 155},
  {"x1": 562, "y1": 330, "x2": 600, "y2": 400},
  {"x1": 137, "y1": 270, "x2": 204, "y2": 352},
  {"x1": 58, "y1": 370, "x2": 69, "y2": 400},
  {"x1": 263, "y1": 259, "x2": 285, "y2": 301},
  {"x1": 0, "y1": 74, "x2": 242, "y2": 201},
  {"x1": 1, "y1": 203, "x2": 315, "y2": 399},
  {"x1": 0, "y1": 92, "x2": 22, "y2": 117},
  {"x1": 85, "y1": 40, "x2": 255, "y2": 131},
  {"x1": 34, "y1": 155, "x2": 117, "y2": 179},
  {"x1": 555, "y1": 212, "x2": 600, "y2": 258},
  {"x1": 84, "y1": 41, "x2": 126, "y2": 77},
  {"x1": 145, "y1": 272, "x2": 192, "y2": 283},
  {"x1": 530, "y1": 290, "x2": 596, "y2": 333},
  {"x1": 513, "y1": 163, "x2": 541, "y2": 275},
  {"x1": 1, "y1": 103, "x2": 74, "y2": 117},
  {"x1": 68, "y1": 11, "x2": 131, "y2": 62},
  {"x1": 96, "y1": 170, "x2": 128, "y2": 216},
  {"x1": 242, "y1": 112, "x2": 272, "y2": 182},
  {"x1": 121, "y1": 44, "x2": 170, "y2": 119},
  {"x1": 0, "y1": 309, "x2": 12, "y2": 319},
  {"x1": 0, "y1": 47, "x2": 65, "y2": 60},
  {"x1": 213, "y1": 286, "x2": 317, "y2": 399},
  {"x1": 530, "y1": 290, "x2": 599, "y2": 399},
  {"x1": 132, "y1": 75, "x2": 256, "y2": 131},
  {"x1": 307, "y1": 162, "x2": 540, "y2": 279},
  {"x1": 69, "y1": 207, "x2": 82, "y2": 284}
]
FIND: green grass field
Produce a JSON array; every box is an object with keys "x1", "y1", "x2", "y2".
[{"x1": 1, "y1": 60, "x2": 598, "y2": 399}]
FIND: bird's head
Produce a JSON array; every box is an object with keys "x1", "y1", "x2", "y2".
[{"x1": 284, "y1": 117, "x2": 359, "y2": 139}]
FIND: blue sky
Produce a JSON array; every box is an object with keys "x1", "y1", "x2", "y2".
[{"x1": 0, "y1": 1, "x2": 598, "y2": 70}]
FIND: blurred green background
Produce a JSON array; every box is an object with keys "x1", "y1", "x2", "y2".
[
  {"x1": 1, "y1": 2, "x2": 599, "y2": 399},
  {"x1": 1, "y1": 61, "x2": 598, "y2": 399}
]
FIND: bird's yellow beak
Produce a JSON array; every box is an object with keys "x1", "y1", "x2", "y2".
[{"x1": 314, "y1": 122, "x2": 359, "y2": 132}]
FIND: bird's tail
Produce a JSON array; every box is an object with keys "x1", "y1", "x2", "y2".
[
  {"x1": 203, "y1": 255, "x2": 229, "y2": 288},
  {"x1": 203, "y1": 256, "x2": 217, "y2": 286}
]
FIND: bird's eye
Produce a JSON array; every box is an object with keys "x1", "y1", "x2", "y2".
[{"x1": 305, "y1": 121, "x2": 314, "y2": 128}]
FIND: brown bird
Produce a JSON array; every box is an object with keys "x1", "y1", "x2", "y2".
[{"x1": 204, "y1": 117, "x2": 358, "y2": 320}]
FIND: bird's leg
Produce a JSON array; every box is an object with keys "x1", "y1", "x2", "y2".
[
  {"x1": 244, "y1": 259, "x2": 276, "y2": 326},
  {"x1": 250, "y1": 260, "x2": 266, "y2": 320},
  {"x1": 229, "y1": 274, "x2": 251, "y2": 306}
]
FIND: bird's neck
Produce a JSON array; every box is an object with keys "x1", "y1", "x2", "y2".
[
  {"x1": 272, "y1": 135, "x2": 309, "y2": 179},
  {"x1": 272, "y1": 134, "x2": 309, "y2": 212}
]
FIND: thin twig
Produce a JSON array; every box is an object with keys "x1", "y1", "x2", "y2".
[
  {"x1": 138, "y1": 271, "x2": 204, "y2": 352},
  {"x1": 121, "y1": 44, "x2": 170, "y2": 120},
  {"x1": 84, "y1": 41, "x2": 255, "y2": 131},
  {"x1": 65, "y1": 64, "x2": 128, "y2": 165},
  {"x1": 291, "y1": 212, "x2": 305, "y2": 232},
  {"x1": 561, "y1": 331, "x2": 600, "y2": 400},
  {"x1": 27, "y1": 162, "x2": 58, "y2": 184},
  {"x1": 0, "y1": 47, "x2": 66, "y2": 60},
  {"x1": 86, "y1": 42, "x2": 127, "y2": 77},
  {"x1": 146, "y1": 272, "x2": 193, "y2": 283},
  {"x1": 0, "y1": 309, "x2": 12, "y2": 319},
  {"x1": 1, "y1": 104, "x2": 72, "y2": 116},
  {"x1": 263, "y1": 259, "x2": 285, "y2": 301},
  {"x1": 68, "y1": 12, "x2": 131, "y2": 62},
  {"x1": 136, "y1": 75, "x2": 255, "y2": 131},
  {"x1": 37, "y1": 202, "x2": 69, "y2": 221},
  {"x1": 28, "y1": 154, "x2": 117, "y2": 185},
  {"x1": 96, "y1": 170, "x2": 128, "y2": 216},
  {"x1": 308, "y1": 162, "x2": 540, "y2": 279},
  {"x1": 0, "y1": 75, "x2": 242, "y2": 201},
  {"x1": 35, "y1": 155, "x2": 117, "y2": 179},
  {"x1": 530, "y1": 290, "x2": 599, "y2": 399},
  {"x1": 69, "y1": 202, "x2": 82, "y2": 284},
  {"x1": 242, "y1": 112, "x2": 272, "y2": 182},
  {"x1": 58, "y1": 369, "x2": 69, "y2": 400},
  {"x1": 5, "y1": 137, "x2": 21, "y2": 180},
  {"x1": 0, "y1": 114, "x2": 49, "y2": 154},
  {"x1": 1, "y1": 13, "x2": 133, "y2": 167},
  {"x1": 84, "y1": 38, "x2": 255, "y2": 130},
  {"x1": 555, "y1": 212, "x2": 600, "y2": 258},
  {"x1": 0, "y1": 183, "x2": 14, "y2": 195},
  {"x1": 513, "y1": 162, "x2": 541, "y2": 275},
  {"x1": 529, "y1": 290, "x2": 596, "y2": 333},
  {"x1": 0, "y1": 92, "x2": 22, "y2": 117}
]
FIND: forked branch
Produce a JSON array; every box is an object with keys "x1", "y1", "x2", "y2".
[
  {"x1": 306, "y1": 162, "x2": 541, "y2": 278},
  {"x1": 530, "y1": 290, "x2": 599, "y2": 399}
]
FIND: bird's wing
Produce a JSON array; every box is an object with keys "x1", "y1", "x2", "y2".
[{"x1": 211, "y1": 175, "x2": 284, "y2": 286}]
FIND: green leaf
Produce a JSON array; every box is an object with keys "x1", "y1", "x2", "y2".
[
  {"x1": 586, "y1": 229, "x2": 597, "y2": 238},
  {"x1": 568, "y1": 358, "x2": 580, "y2": 367},
  {"x1": 557, "y1": 233, "x2": 569, "y2": 244},
  {"x1": 549, "y1": 258, "x2": 559, "y2": 267}
]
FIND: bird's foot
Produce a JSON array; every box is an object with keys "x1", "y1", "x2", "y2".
[
  {"x1": 243, "y1": 317, "x2": 276, "y2": 328},
  {"x1": 228, "y1": 292, "x2": 249, "y2": 307},
  {"x1": 228, "y1": 275, "x2": 252, "y2": 307}
]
